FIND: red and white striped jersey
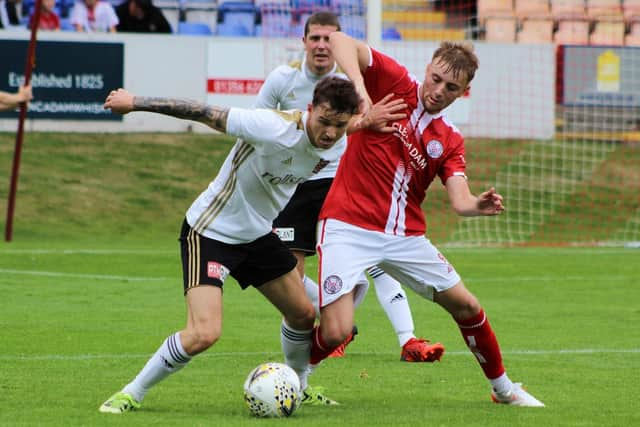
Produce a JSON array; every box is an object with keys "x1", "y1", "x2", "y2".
[{"x1": 319, "y1": 48, "x2": 467, "y2": 236}]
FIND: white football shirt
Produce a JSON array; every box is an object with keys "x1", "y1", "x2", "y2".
[
  {"x1": 185, "y1": 107, "x2": 346, "y2": 244},
  {"x1": 253, "y1": 58, "x2": 346, "y2": 180}
]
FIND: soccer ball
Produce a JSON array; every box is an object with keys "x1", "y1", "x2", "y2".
[{"x1": 243, "y1": 362, "x2": 302, "y2": 418}]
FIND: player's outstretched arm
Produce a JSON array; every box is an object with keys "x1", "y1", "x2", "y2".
[
  {"x1": 329, "y1": 31, "x2": 373, "y2": 113},
  {"x1": 446, "y1": 177, "x2": 505, "y2": 217},
  {"x1": 0, "y1": 85, "x2": 33, "y2": 111},
  {"x1": 104, "y1": 88, "x2": 229, "y2": 132}
]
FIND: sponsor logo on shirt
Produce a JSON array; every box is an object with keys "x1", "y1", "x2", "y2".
[
  {"x1": 274, "y1": 227, "x2": 295, "y2": 241},
  {"x1": 261, "y1": 172, "x2": 306, "y2": 185},
  {"x1": 312, "y1": 159, "x2": 330, "y2": 174},
  {"x1": 392, "y1": 122, "x2": 427, "y2": 170},
  {"x1": 207, "y1": 262, "x2": 230, "y2": 281}
]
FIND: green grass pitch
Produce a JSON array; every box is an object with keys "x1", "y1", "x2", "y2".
[{"x1": 1, "y1": 132, "x2": 639, "y2": 425}]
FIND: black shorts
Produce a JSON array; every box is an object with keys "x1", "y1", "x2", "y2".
[
  {"x1": 179, "y1": 219, "x2": 297, "y2": 293},
  {"x1": 272, "y1": 178, "x2": 333, "y2": 255}
]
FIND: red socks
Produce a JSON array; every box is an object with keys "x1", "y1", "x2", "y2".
[
  {"x1": 456, "y1": 309, "x2": 505, "y2": 380},
  {"x1": 310, "y1": 326, "x2": 351, "y2": 365}
]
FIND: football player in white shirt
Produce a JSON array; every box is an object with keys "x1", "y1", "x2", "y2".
[
  {"x1": 262, "y1": 11, "x2": 444, "y2": 362},
  {"x1": 98, "y1": 76, "x2": 360, "y2": 414}
]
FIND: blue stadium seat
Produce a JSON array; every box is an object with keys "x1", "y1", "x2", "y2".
[
  {"x1": 258, "y1": 2, "x2": 291, "y2": 38},
  {"x1": 382, "y1": 27, "x2": 402, "y2": 40},
  {"x1": 290, "y1": 0, "x2": 331, "y2": 9},
  {"x1": 333, "y1": 0, "x2": 364, "y2": 15},
  {"x1": 178, "y1": 21, "x2": 213, "y2": 35},
  {"x1": 217, "y1": 1, "x2": 258, "y2": 36},
  {"x1": 216, "y1": 22, "x2": 251, "y2": 36},
  {"x1": 339, "y1": 14, "x2": 366, "y2": 39},
  {"x1": 60, "y1": 17, "x2": 74, "y2": 31}
]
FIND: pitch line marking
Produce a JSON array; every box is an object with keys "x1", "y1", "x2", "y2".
[
  {"x1": 0, "y1": 268, "x2": 169, "y2": 282},
  {"x1": 0, "y1": 267, "x2": 631, "y2": 284},
  {"x1": 1, "y1": 248, "x2": 636, "y2": 255},
  {"x1": 1, "y1": 348, "x2": 639, "y2": 361},
  {"x1": 0, "y1": 249, "x2": 174, "y2": 255}
]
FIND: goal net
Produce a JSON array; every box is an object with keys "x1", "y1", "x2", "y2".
[{"x1": 261, "y1": 0, "x2": 640, "y2": 247}]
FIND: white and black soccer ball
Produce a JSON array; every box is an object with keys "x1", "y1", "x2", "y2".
[{"x1": 243, "y1": 362, "x2": 301, "y2": 418}]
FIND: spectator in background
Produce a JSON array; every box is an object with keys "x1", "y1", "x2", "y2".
[
  {"x1": 29, "y1": 0, "x2": 61, "y2": 31},
  {"x1": 115, "y1": 0, "x2": 171, "y2": 33},
  {"x1": 0, "y1": 84, "x2": 32, "y2": 111},
  {"x1": 0, "y1": 0, "x2": 21, "y2": 28},
  {"x1": 70, "y1": 0, "x2": 118, "y2": 32}
]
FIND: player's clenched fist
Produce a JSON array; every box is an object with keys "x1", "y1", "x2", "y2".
[{"x1": 104, "y1": 88, "x2": 134, "y2": 114}]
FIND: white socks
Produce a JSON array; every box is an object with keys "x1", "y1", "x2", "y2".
[
  {"x1": 490, "y1": 372, "x2": 514, "y2": 395},
  {"x1": 280, "y1": 321, "x2": 313, "y2": 391},
  {"x1": 368, "y1": 266, "x2": 416, "y2": 347},
  {"x1": 122, "y1": 332, "x2": 191, "y2": 402},
  {"x1": 302, "y1": 275, "x2": 320, "y2": 317}
]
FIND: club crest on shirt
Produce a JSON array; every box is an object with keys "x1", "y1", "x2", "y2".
[
  {"x1": 312, "y1": 159, "x2": 330, "y2": 174},
  {"x1": 323, "y1": 275, "x2": 343, "y2": 294},
  {"x1": 426, "y1": 140, "x2": 444, "y2": 159},
  {"x1": 207, "y1": 262, "x2": 230, "y2": 281}
]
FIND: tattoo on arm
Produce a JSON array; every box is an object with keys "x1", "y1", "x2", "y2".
[{"x1": 133, "y1": 97, "x2": 229, "y2": 132}]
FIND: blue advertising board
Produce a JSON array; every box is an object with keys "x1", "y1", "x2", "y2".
[{"x1": 0, "y1": 39, "x2": 123, "y2": 120}]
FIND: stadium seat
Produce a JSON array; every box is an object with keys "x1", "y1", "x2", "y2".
[
  {"x1": 60, "y1": 17, "x2": 74, "y2": 31},
  {"x1": 382, "y1": 26, "x2": 402, "y2": 40},
  {"x1": 178, "y1": 21, "x2": 213, "y2": 35},
  {"x1": 554, "y1": 19, "x2": 590, "y2": 44},
  {"x1": 517, "y1": 17, "x2": 554, "y2": 43},
  {"x1": 334, "y1": 0, "x2": 365, "y2": 15},
  {"x1": 625, "y1": 20, "x2": 640, "y2": 45},
  {"x1": 216, "y1": 1, "x2": 258, "y2": 36},
  {"x1": 180, "y1": 0, "x2": 217, "y2": 33},
  {"x1": 514, "y1": 0, "x2": 551, "y2": 19},
  {"x1": 589, "y1": 19, "x2": 625, "y2": 45},
  {"x1": 477, "y1": 0, "x2": 515, "y2": 24},
  {"x1": 551, "y1": 0, "x2": 588, "y2": 20},
  {"x1": 623, "y1": 0, "x2": 640, "y2": 21},
  {"x1": 258, "y1": 2, "x2": 292, "y2": 38},
  {"x1": 587, "y1": 0, "x2": 624, "y2": 20},
  {"x1": 216, "y1": 22, "x2": 252, "y2": 36},
  {"x1": 340, "y1": 14, "x2": 366, "y2": 39},
  {"x1": 57, "y1": 0, "x2": 75, "y2": 18},
  {"x1": 485, "y1": 16, "x2": 517, "y2": 42},
  {"x1": 290, "y1": 0, "x2": 332, "y2": 9}
]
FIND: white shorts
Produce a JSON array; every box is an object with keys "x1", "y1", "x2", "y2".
[
  {"x1": 304, "y1": 270, "x2": 370, "y2": 317},
  {"x1": 316, "y1": 218, "x2": 461, "y2": 308}
]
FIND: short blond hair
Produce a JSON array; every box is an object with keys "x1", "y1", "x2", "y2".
[{"x1": 432, "y1": 41, "x2": 479, "y2": 85}]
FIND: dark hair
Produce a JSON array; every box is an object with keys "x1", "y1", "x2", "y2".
[
  {"x1": 131, "y1": 0, "x2": 153, "y2": 13},
  {"x1": 432, "y1": 41, "x2": 479, "y2": 85},
  {"x1": 304, "y1": 11, "x2": 340, "y2": 36},
  {"x1": 312, "y1": 76, "x2": 360, "y2": 115}
]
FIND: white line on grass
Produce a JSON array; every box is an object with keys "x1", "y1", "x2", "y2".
[
  {"x1": 0, "y1": 267, "x2": 630, "y2": 284},
  {"x1": 2, "y1": 348, "x2": 639, "y2": 361},
  {"x1": 0, "y1": 249, "x2": 174, "y2": 255},
  {"x1": 2, "y1": 248, "x2": 636, "y2": 255},
  {"x1": 0, "y1": 268, "x2": 169, "y2": 282}
]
